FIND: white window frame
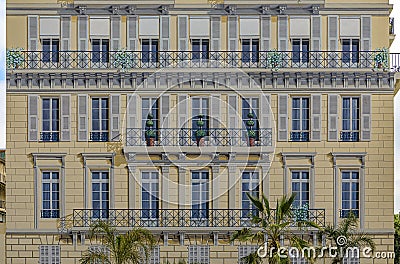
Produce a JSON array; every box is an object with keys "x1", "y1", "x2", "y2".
[
  {"x1": 291, "y1": 38, "x2": 310, "y2": 66},
  {"x1": 341, "y1": 96, "x2": 360, "y2": 142},
  {"x1": 141, "y1": 171, "x2": 159, "y2": 220},
  {"x1": 91, "y1": 38, "x2": 110, "y2": 66},
  {"x1": 41, "y1": 97, "x2": 60, "y2": 142},
  {"x1": 240, "y1": 171, "x2": 259, "y2": 219},
  {"x1": 241, "y1": 38, "x2": 259, "y2": 65},
  {"x1": 188, "y1": 245, "x2": 210, "y2": 264},
  {"x1": 141, "y1": 38, "x2": 159, "y2": 65},
  {"x1": 91, "y1": 171, "x2": 110, "y2": 219},
  {"x1": 192, "y1": 97, "x2": 210, "y2": 130},
  {"x1": 41, "y1": 38, "x2": 60, "y2": 64},
  {"x1": 191, "y1": 171, "x2": 209, "y2": 221},
  {"x1": 341, "y1": 38, "x2": 360, "y2": 67},
  {"x1": 91, "y1": 97, "x2": 109, "y2": 142},
  {"x1": 291, "y1": 97, "x2": 310, "y2": 142},
  {"x1": 39, "y1": 245, "x2": 60, "y2": 264},
  {"x1": 341, "y1": 170, "x2": 360, "y2": 218},
  {"x1": 41, "y1": 171, "x2": 60, "y2": 219},
  {"x1": 342, "y1": 256, "x2": 360, "y2": 264},
  {"x1": 290, "y1": 170, "x2": 310, "y2": 208},
  {"x1": 191, "y1": 38, "x2": 210, "y2": 63},
  {"x1": 141, "y1": 97, "x2": 159, "y2": 129},
  {"x1": 238, "y1": 245, "x2": 259, "y2": 264}
]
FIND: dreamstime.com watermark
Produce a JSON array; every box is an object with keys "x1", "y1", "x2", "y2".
[{"x1": 256, "y1": 236, "x2": 395, "y2": 260}]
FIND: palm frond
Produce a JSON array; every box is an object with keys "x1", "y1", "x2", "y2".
[{"x1": 80, "y1": 250, "x2": 111, "y2": 264}]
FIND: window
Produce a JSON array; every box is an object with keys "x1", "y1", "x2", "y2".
[
  {"x1": 242, "y1": 98, "x2": 260, "y2": 140},
  {"x1": 241, "y1": 172, "x2": 259, "y2": 219},
  {"x1": 188, "y1": 245, "x2": 210, "y2": 264},
  {"x1": 192, "y1": 39, "x2": 209, "y2": 61},
  {"x1": 192, "y1": 97, "x2": 210, "y2": 136},
  {"x1": 42, "y1": 39, "x2": 59, "y2": 63},
  {"x1": 291, "y1": 171, "x2": 309, "y2": 208},
  {"x1": 290, "y1": 255, "x2": 309, "y2": 264},
  {"x1": 141, "y1": 172, "x2": 159, "y2": 222},
  {"x1": 341, "y1": 171, "x2": 359, "y2": 218},
  {"x1": 342, "y1": 39, "x2": 359, "y2": 64},
  {"x1": 91, "y1": 98, "x2": 109, "y2": 142},
  {"x1": 292, "y1": 39, "x2": 309, "y2": 65},
  {"x1": 92, "y1": 171, "x2": 109, "y2": 219},
  {"x1": 41, "y1": 98, "x2": 59, "y2": 142},
  {"x1": 191, "y1": 171, "x2": 209, "y2": 222},
  {"x1": 92, "y1": 39, "x2": 109, "y2": 63},
  {"x1": 142, "y1": 98, "x2": 159, "y2": 139},
  {"x1": 342, "y1": 256, "x2": 360, "y2": 264},
  {"x1": 41, "y1": 171, "x2": 60, "y2": 218},
  {"x1": 39, "y1": 245, "x2": 60, "y2": 264},
  {"x1": 341, "y1": 97, "x2": 359, "y2": 142},
  {"x1": 238, "y1": 245, "x2": 259, "y2": 264},
  {"x1": 291, "y1": 97, "x2": 310, "y2": 142},
  {"x1": 142, "y1": 39, "x2": 159, "y2": 64},
  {"x1": 147, "y1": 246, "x2": 160, "y2": 264},
  {"x1": 242, "y1": 39, "x2": 259, "y2": 63}
]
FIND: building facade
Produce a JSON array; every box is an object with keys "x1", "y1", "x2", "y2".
[{"x1": 5, "y1": 0, "x2": 396, "y2": 263}]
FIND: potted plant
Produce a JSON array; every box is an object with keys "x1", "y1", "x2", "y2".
[
  {"x1": 145, "y1": 113, "x2": 156, "y2": 146},
  {"x1": 373, "y1": 48, "x2": 389, "y2": 71},
  {"x1": 246, "y1": 113, "x2": 256, "y2": 147},
  {"x1": 267, "y1": 49, "x2": 283, "y2": 72},
  {"x1": 6, "y1": 48, "x2": 25, "y2": 70},
  {"x1": 195, "y1": 114, "x2": 206, "y2": 147},
  {"x1": 113, "y1": 49, "x2": 135, "y2": 72}
]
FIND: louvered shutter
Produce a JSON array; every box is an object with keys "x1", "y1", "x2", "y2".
[
  {"x1": 210, "y1": 95, "x2": 220, "y2": 128},
  {"x1": 28, "y1": 95, "x2": 38, "y2": 141},
  {"x1": 328, "y1": 95, "x2": 339, "y2": 141},
  {"x1": 78, "y1": 94, "x2": 88, "y2": 141},
  {"x1": 328, "y1": 16, "x2": 338, "y2": 51},
  {"x1": 178, "y1": 16, "x2": 188, "y2": 51},
  {"x1": 278, "y1": 16, "x2": 288, "y2": 51},
  {"x1": 28, "y1": 15, "x2": 38, "y2": 51},
  {"x1": 60, "y1": 95, "x2": 71, "y2": 141},
  {"x1": 78, "y1": 16, "x2": 88, "y2": 68},
  {"x1": 361, "y1": 94, "x2": 371, "y2": 141},
  {"x1": 260, "y1": 16, "x2": 271, "y2": 51},
  {"x1": 110, "y1": 94, "x2": 120, "y2": 141},
  {"x1": 111, "y1": 16, "x2": 121, "y2": 51},
  {"x1": 127, "y1": 16, "x2": 138, "y2": 50},
  {"x1": 211, "y1": 16, "x2": 221, "y2": 51},
  {"x1": 311, "y1": 16, "x2": 321, "y2": 51},
  {"x1": 361, "y1": 16, "x2": 372, "y2": 67},
  {"x1": 228, "y1": 95, "x2": 238, "y2": 128},
  {"x1": 61, "y1": 16, "x2": 71, "y2": 50},
  {"x1": 228, "y1": 16, "x2": 238, "y2": 51},
  {"x1": 177, "y1": 95, "x2": 188, "y2": 128},
  {"x1": 127, "y1": 94, "x2": 138, "y2": 129},
  {"x1": 278, "y1": 94, "x2": 288, "y2": 141},
  {"x1": 160, "y1": 95, "x2": 170, "y2": 128},
  {"x1": 260, "y1": 94, "x2": 271, "y2": 129},
  {"x1": 160, "y1": 16, "x2": 170, "y2": 51},
  {"x1": 311, "y1": 94, "x2": 322, "y2": 141}
]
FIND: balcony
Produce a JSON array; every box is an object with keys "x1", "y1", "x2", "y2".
[
  {"x1": 67, "y1": 209, "x2": 325, "y2": 229},
  {"x1": 5, "y1": 50, "x2": 398, "y2": 71},
  {"x1": 90, "y1": 132, "x2": 109, "y2": 142},
  {"x1": 290, "y1": 131, "x2": 310, "y2": 142},
  {"x1": 126, "y1": 128, "x2": 273, "y2": 147},
  {"x1": 40, "y1": 132, "x2": 59, "y2": 142},
  {"x1": 340, "y1": 131, "x2": 359, "y2": 142}
]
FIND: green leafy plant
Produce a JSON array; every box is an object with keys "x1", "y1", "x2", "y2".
[
  {"x1": 373, "y1": 48, "x2": 389, "y2": 70},
  {"x1": 320, "y1": 211, "x2": 375, "y2": 264},
  {"x1": 79, "y1": 220, "x2": 156, "y2": 264},
  {"x1": 113, "y1": 49, "x2": 136, "y2": 71},
  {"x1": 232, "y1": 193, "x2": 321, "y2": 264},
  {"x1": 246, "y1": 113, "x2": 256, "y2": 140},
  {"x1": 195, "y1": 114, "x2": 205, "y2": 139},
  {"x1": 293, "y1": 203, "x2": 309, "y2": 223},
  {"x1": 145, "y1": 113, "x2": 156, "y2": 138},
  {"x1": 267, "y1": 49, "x2": 283, "y2": 71},
  {"x1": 247, "y1": 130, "x2": 256, "y2": 139},
  {"x1": 6, "y1": 48, "x2": 25, "y2": 69}
]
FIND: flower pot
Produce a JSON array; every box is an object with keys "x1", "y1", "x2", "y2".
[
  {"x1": 248, "y1": 138, "x2": 255, "y2": 147},
  {"x1": 196, "y1": 137, "x2": 205, "y2": 147},
  {"x1": 146, "y1": 138, "x2": 155, "y2": 147}
]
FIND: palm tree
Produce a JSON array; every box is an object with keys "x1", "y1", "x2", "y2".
[
  {"x1": 80, "y1": 220, "x2": 156, "y2": 264},
  {"x1": 232, "y1": 193, "x2": 321, "y2": 264},
  {"x1": 321, "y1": 211, "x2": 375, "y2": 264}
]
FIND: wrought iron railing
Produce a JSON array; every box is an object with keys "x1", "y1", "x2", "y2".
[
  {"x1": 340, "y1": 131, "x2": 359, "y2": 142},
  {"x1": 6, "y1": 50, "x2": 398, "y2": 70},
  {"x1": 90, "y1": 132, "x2": 109, "y2": 142},
  {"x1": 70, "y1": 209, "x2": 325, "y2": 228},
  {"x1": 40, "y1": 132, "x2": 59, "y2": 142},
  {"x1": 340, "y1": 209, "x2": 359, "y2": 218},
  {"x1": 290, "y1": 131, "x2": 310, "y2": 142},
  {"x1": 126, "y1": 128, "x2": 273, "y2": 147}
]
